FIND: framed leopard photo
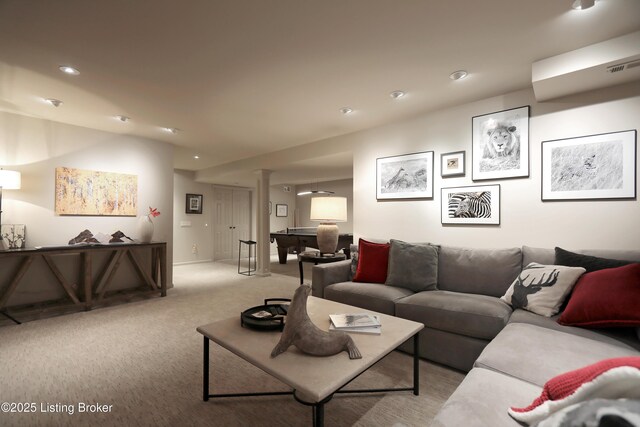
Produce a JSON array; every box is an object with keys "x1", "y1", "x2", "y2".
[
  {"x1": 541, "y1": 130, "x2": 637, "y2": 201},
  {"x1": 472, "y1": 105, "x2": 529, "y2": 181}
]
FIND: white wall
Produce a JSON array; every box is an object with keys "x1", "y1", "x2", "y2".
[
  {"x1": 295, "y1": 178, "x2": 354, "y2": 233},
  {"x1": 173, "y1": 170, "x2": 214, "y2": 264},
  {"x1": 269, "y1": 184, "x2": 297, "y2": 253},
  {"x1": 341, "y1": 83, "x2": 639, "y2": 250},
  {"x1": 0, "y1": 111, "x2": 174, "y2": 284}
]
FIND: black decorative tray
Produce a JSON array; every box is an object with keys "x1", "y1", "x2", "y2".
[{"x1": 240, "y1": 298, "x2": 291, "y2": 331}]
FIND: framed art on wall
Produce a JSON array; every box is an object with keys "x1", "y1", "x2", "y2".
[
  {"x1": 276, "y1": 204, "x2": 288, "y2": 217},
  {"x1": 376, "y1": 151, "x2": 434, "y2": 200},
  {"x1": 441, "y1": 184, "x2": 501, "y2": 225},
  {"x1": 186, "y1": 193, "x2": 203, "y2": 214},
  {"x1": 441, "y1": 151, "x2": 465, "y2": 177},
  {"x1": 472, "y1": 106, "x2": 529, "y2": 181},
  {"x1": 541, "y1": 130, "x2": 637, "y2": 201}
]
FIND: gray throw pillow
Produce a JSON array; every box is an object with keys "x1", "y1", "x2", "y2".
[{"x1": 385, "y1": 239, "x2": 439, "y2": 292}]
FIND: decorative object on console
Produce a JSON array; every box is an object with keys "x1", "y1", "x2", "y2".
[
  {"x1": 376, "y1": 151, "x2": 434, "y2": 200},
  {"x1": 472, "y1": 105, "x2": 529, "y2": 181},
  {"x1": 310, "y1": 196, "x2": 347, "y2": 254},
  {"x1": 501, "y1": 262, "x2": 585, "y2": 317},
  {"x1": 385, "y1": 239, "x2": 439, "y2": 292},
  {"x1": 138, "y1": 206, "x2": 160, "y2": 243},
  {"x1": 1, "y1": 224, "x2": 25, "y2": 249},
  {"x1": 352, "y1": 239, "x2": 390, "y2": 284},
  {"x1": 558, "y1": 263, "x2": 640, "y2": 327},
  {"x1": 508, "y1": 357, "x2": 640, "y2": 425},
  {"x1": 440, "y1": 184, "x2": 501, "y2": 225},
  {"x1": 275, "y1": 203, "x2": 288, "y2": 217},
  {"x1": 69, "y1": 229, "x2": 99, "y2": 244},
  {"x1": 69, "y1": 229, "x2": 134, "y2": 245},
  {"x1": 55, "y1": 167, "x2": 137, "y2": 216},
  {"x1": 555, "y1": 247, "x2": 632, "y2": 273},
  {"x1": 541, "y1": 130, "x2": 637, "y2": 201},
  {"x1": 185, "y1": 193, "x2": 203, "y2": 214},
  {"x1": 0, "y1": 168, "x2": 21, "y2": 249},
  {"x1": 271, "y1": 284, "x2": 362, "y2": 360},
  {"x1": 440, "y1": 151, "x2": 465, "y2": 177}
]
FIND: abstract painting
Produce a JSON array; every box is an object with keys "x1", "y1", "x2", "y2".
[
  {"x1": 376, "y1": 151, "x2": 434, "y2": 200},
  {"x1": 441, "y1": 184, "x2": 500, "y2": 225},
  {"x1": 542, "y1": 130, "x2": 636, "y2": 201},
  {"x1": 55, "y1": 167, "x2": 137, "y2": 216},
  {"x1": 472, "y1": 106, "x2": 529, "y2": 181}
]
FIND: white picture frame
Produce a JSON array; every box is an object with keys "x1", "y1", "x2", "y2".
[
  {"x1": 376, "y1": 151, "x2": 434, "y2": 200},
  {"x1": 472, "y1": 106, "x2": 529, "y2": 181},
  {"x1": 441, "y1": 184, "x2": 501, "y2": 225},
  {"x1": 541, "y1": 130, "x2": 637, "y2": 201}
]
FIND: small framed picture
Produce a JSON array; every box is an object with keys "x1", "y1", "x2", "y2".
[
  {"x1": 542, "y1": 130, "x2": 637, "y2": 201},
  {"x1": 441, "y1": 184, "x2": 500, "y2": 225},
  {"x1": 186, "y1": 193, "x2": 203, "y2": 214},
  {"x1": 472, "y1": 105, "x2": 529, "y2": 181},
  {"x1": 376, "y1": 151, "x2": 434, "y2": 200},
  {"x1": 441, "y1": 151, "x2": 465, "y2": 177},
  {"x1": 276, "y1": 204, "x2": 288, "y2": 217}
]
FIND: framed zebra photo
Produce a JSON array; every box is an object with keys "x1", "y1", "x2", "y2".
[
  {"x1": 376, "y1": 151, "x2": 434, "y2": 200},
  {"x1": 541, "y1": 130, "x2": 637, "y2": 201},
  {"x1": 441, "y1": 184, "x2": 501, "y2": 225}
]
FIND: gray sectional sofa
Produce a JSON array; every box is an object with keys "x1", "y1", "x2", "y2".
[{"x1": 311, "y1": 244, "x2": 640, "y2": 426}]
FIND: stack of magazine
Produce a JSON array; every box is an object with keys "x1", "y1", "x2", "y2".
[{"x1": 329, "y1": 313, "x2": 381, "y2": 335}]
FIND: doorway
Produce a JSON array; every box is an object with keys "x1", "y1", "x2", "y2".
[{"x1": 212, "y1": 187, "x2": 251, "y2": 260}]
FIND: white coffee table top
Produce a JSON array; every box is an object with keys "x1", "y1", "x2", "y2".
[{"x1": 197, "y1": 296, "x2": 423, "y2": 403}]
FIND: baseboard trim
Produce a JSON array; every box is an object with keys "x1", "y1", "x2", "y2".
[{"x1": 173, "y1": 259, "x2": 214, "y2": 266}]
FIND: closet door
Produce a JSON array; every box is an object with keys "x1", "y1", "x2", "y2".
[
  {"x1": 213, "y1": 188, "x2": 234, "y2": 260},
  {"x1": 232, "y1": 189, "x2": 251, "y2": 256}
]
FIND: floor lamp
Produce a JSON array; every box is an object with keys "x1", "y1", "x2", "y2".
[
  {"x1": 0, "y1": 168, "x2": 22, "y2": 247},
  {"x1": 310, "y1": 196, "x2": 347, "y2": 255}
]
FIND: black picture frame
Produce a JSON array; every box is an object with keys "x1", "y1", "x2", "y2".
[
  {"x1": 440, "y1": 184, "x2": 501, "y2": 225},
  {"x1": 440, "y1": 151, "x2": 465, "y2": 177},
  {"x1": 376, "y1": 151, "x2": 434, "y2": 200},
  {"x1": 275, "y1": 204, "x2": 288, "y2": 217},
  {"x1": 186, "y1": 193, "x2": 203, "y2": 214}
]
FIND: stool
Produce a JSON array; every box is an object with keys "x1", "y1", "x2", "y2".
[{"x1": 238, "y1": 240, "x2": 257, "y2": 276}]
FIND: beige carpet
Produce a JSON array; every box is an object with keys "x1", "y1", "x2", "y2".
[{"x1": 0, "y1": 258, "x2": 464, "y2": 426}]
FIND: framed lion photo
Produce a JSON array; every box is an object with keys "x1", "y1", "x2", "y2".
[{"x1": 472, "y1": 105, "x2": 530, "y2": 181}]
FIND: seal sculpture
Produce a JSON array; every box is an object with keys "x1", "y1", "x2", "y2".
[{"x1": 270, "y1": 284, "x2": 362, "y2": 359}]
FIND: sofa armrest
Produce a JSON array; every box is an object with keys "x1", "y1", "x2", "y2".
[{"x1": 312, "y1": 259, "x2": 352, "y2": 298}]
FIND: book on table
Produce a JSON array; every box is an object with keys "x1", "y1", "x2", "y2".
[
  {"x1": 329, "y1": 313, "x2": 381, "y2": 331},
  {"x1": 329, "y1": 315, "x2": 381, "y2": 335}
]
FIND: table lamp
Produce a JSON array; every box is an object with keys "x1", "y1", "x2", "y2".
[
  {"x1": 310, "y1": 196, "x2": 347, "y2": 255},
  {"x1": 0, "y1": 169, "x2": 22, "y2": 245}
]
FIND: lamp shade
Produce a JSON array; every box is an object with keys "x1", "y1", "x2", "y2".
[
  {"x1": 310, "y1": 197, "x2": 347, "y2": 222},
  {"x1": 0, "y1": 169, "x2": 21, "y2": 189}
]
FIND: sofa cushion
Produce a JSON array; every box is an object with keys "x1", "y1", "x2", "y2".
[
  {"x1": 431, "y1": 367, "x2": 541, "y2": 427},
  {"x1": 555, "y1": 247, "x2": 633, "y2": 273},
  {"x1": 385, "y1": 239, "x2": 439, "y2": 292},
  {"x1": 395, "y1": 291, "x2": 512, "y2": 340},
  {"x1": 508, "y1": 309, "x2": 640, "y2": 351},
  {"x1": 438, "y1": 246, "x2": 522, "y2": 297},
  {"x1": 352, "y1": 239, "x2": 390, "y2": 284},
  {"x1": 501, "y1": 263, "x2": 585, "y2": 317},
  {"x1": 558, "y1": 263, "x2": 640, "y2": 328},
  {"x1": 324, "y1": 281, "x2": 413, "y2": 315},
  {"x1": 474, "y1": 323, "x2": 640, "y2": 388}
]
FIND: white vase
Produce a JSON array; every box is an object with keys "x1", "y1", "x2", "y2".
[{"x1": 137, "y1": 215, "x2": 154, "y2": 243}]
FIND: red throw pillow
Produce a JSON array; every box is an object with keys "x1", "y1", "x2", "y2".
[
  {"x1": 508, "y1": 357, "x2": 640, "y2": 425},
  {"x1": 353, "y1": 239, "x2": 390, "y2": 284},
  {"x1": 558, "y1": 263, "x2": 640, "y2": 327}
]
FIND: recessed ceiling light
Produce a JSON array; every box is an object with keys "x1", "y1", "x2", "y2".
[
  {"x1": 194, "y1": 155, "x2": 200, "y2": 159},
  {"x1": 449, "y1": 70, "x2": 468, "y2": 81},
  {"x1": 58, "y1": 65, "x2": 80, "y2": 75},
  {"x1": 340, "y1": 107, "x2": 353, "y2": 115},
  {"x1": 390, "y1": 90, "x2": 405, "y2": 99},
  {"x1": 163, "y1": 127, "x2": 178, "y2": 134},
  {"x1": 115, "y1": 115, "x2": 130, "y2": 122},
  {"x1": 44, "y1": 98, "x2": 63, "y2": 107},
  {"x1": 571, "y1": 0, "x2": 595, "y2": 10}
]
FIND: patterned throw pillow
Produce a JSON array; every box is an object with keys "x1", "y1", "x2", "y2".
[
  {"x1": 501, "y1": 263, "x2": 585, "y2": 317},
  {"x1": 348, "y1": 243, "x2": 358, "y2": 281}
]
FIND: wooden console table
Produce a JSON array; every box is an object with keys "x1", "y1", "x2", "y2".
[{"x1": 0, "y1": 242, "x2": 167, "y2": 324}]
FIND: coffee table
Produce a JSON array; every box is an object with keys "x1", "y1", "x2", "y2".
[{"x1": 197, "y1": 296, "x2": 424, "y2": 426}]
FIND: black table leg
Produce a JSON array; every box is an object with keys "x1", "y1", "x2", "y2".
[
  {"x1": 298, "y1": 260, "x2": 304, "y2": 285},
  {"x1": 314, "y1": 402, "x2": 324, "y2": 427},
  {"x1": 413, "y1": 332, "x2": 420, "y2": 396},
  {"x1": 203, "y1": 336, "x2": 210, "y2": 401}
]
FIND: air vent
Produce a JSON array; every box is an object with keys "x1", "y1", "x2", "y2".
[{"x1": 607, "y1": 59, "x2": 640, "y2": 73}]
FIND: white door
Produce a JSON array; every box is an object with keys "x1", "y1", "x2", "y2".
[
  {"x1": 232, "y1": 189, "x2": 251, "y2": 256},
  {"x1": 213, "y1": 187, "x2": 252, "y2": 260}
]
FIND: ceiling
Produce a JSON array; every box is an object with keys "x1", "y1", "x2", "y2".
[{"x1": 1, "y1": 0, "x2": 639, "y2": 186}]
